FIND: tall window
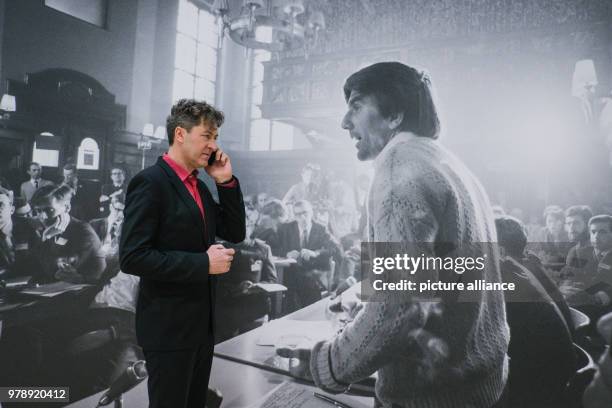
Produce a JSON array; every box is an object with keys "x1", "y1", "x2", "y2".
[
  {"x1": 172, "y1": 0, "x2": 219, "y2": 104},
  {"x1": 249, "y1": 45, "x2": 296, "y2": 150}
]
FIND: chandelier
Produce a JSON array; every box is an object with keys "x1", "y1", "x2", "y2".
[{"x1": 211, "y1": 0, "x2": 325, "y2": 55}]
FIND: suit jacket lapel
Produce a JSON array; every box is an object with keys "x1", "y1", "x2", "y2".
[{"x1": 156, "y1": 158, "x2": 207, "y2": 244}]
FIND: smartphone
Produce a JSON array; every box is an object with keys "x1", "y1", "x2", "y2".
[{"x1": 208, "y1": 150, "x2": 217, "y2": 166}]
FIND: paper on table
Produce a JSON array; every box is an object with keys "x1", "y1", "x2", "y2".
[
  {"x1": 247, "y1": 381, "x2": 370, "y2": 408},
  {"x1": 256, "y1": 319, "x2": 336, "y2": 346},
  {"x1": 20, "y1": 281, "x2": 91, "y2": 297}
]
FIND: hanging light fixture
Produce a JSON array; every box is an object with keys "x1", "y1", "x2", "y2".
[{"x1": 213, "y1": 0, "x2": 325, "y2": 54}]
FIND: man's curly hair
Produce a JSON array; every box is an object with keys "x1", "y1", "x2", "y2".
[{"x1": 166, "y1": 99, "x2": 225, "y2": 145}]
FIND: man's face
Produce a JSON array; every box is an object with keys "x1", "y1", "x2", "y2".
[
  {"x1": 545, "y1": 215, "x2": 564, "y2": 236},
  {"x1": 301, "y1": 169, "x2": 313, "y2": 185},
  {"x1": 256, "y1": 193, "x2": 267, "y2": 208},
  {"x1": 245, "y1": 214, "x2": 258, "y2": 239},
  {"x1": 34, "y1": 197, "x2": 68, "y2": 227},
  {"x1": 177, "y1": 121, "x2": 218, "y2": 169},
  {"x1": 566, "y1": 215, "x2": 587, "y2": 242},
  {"x1": 341, "y1": 91, "x2": 395, "y2": 161},
  {"x1": 590, "y1": 222, "x2": 612, "y2": 252},
  {"x1": 0, "y1": 194, "x2": 14, "y2": 228},
  {"x1": 63, "y1": 169, "x2": 77, "y2": 184},
  {"x1": 28, "y1": 165, "x2": 42, "y2": 179},
  {"x1": 293, "y1": 205, "x2": 312, "y2": 231},
  {"x1": 111, "y1": 169, "x2": 125, "y2": 185}
]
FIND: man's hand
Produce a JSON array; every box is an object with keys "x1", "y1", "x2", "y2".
[
  {"x1": 239, "y1": 280, "x2": 254, "y2": 293},
  {"x1": 205, "y1": 149, "x2": 233, "y2": 184},
  {"x1": 300, "y1": 248, "x2": 317, "y2": 261},
  {"x1": 55, "y1": 264, "x2": 83, "y2": 283},
  {"x1": 276, "y1": 340, "x2": 315, "y2": 381},
  {"x1": 207, "y1": 244, "x2": 235, "y2": 274},
  {"x1": 286, "y1": 250, "x2": 300, "y2": 260}
]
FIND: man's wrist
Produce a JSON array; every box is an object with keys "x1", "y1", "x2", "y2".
[{"x1": 215, "y1": 175, "x2": 234, "y2": 184}]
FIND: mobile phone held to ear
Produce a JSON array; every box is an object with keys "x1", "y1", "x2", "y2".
[{"x1": 208, "y1": 150, "x2": 217, "y2": 166}]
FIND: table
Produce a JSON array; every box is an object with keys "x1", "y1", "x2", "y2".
[
  {"x1": 213, "y1": 297, "x2": 334, "y2": 371},
  {"x1": 0, "y1": 283, "x2": 98, "y2": 332},
  {"x1": 67, "y1": 297, "x2": 374, "y2": 407},
  {"x1": 67, "y1": 356, "x2": 371, "y2": 408}
]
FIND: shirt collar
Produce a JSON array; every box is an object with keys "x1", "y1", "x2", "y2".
[{"x1": 163, "y1": 153, "x2": 198, "y2": 182}]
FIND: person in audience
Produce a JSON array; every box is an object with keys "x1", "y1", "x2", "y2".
[
  {"x1": 54, "y1": 195, "x2": 139, "y2": 401},
  {"x1": 30, "y1": 184, "x2": 106, "y2": 284},
  {"x1": 255, "y1": 192, "x2": 268, "y2": 212},
  {"x1": 61, "y1": 162, "x2": 91, "y2": 221},
  {"x1": 566, "y1": 205, "x2": 594, "y2": 267},
  {"x1": 283, "y1": 163, "x2": 319, "y2": 208},
  {"x1": 353, "y1": 172, "x2": 371, "y2": 238},
  {"x1": 215, "y1": 208, "x2": 278, "y2": 342},
  {"x1": 13, "y1": 197, "x2": 32, "y2": 218},
  {"x1": 19, "y1": 161, "x2": 53, "y2": 202},
  {"x1": 495, "y1": 215, "x2": 576, "y2": 407},
  {"x1": 254, "y1": 199, "x2": 287, "y2": 256},
  {"x1": 0, "y1": 186, "x2": 41, "y2": 280},
  {"x1": 278, "y1": 62, "x2": 509, "y2": 408},
  {"x1": 98, "y1": 166, "x2": 127, "y2": 217},
  {"x1": 277, "y1": 199, "x2": 341, "y2": 311},
  {"x1": 532, "y1": 205, "x2": 572, "y2": 264},
  {"x1": 90, "y1": 196, "x2": 125, "y2": 279},
  {"x1": 583, "y1": 311, "x2": 612, "y2": 408},
  {"x1": 328, "y1": 174, "x2": 358, "y2": 239},
  {"x1": 566, "y1": 215, "x2": 612, "y2": 320}
]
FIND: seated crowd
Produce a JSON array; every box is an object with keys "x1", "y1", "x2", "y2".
[{"x1": 2, "y1": 159, "x2": 612, "y2": 405}]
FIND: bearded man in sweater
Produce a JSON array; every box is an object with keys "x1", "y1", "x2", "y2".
[{"x1": 278, "y1": 62, "x2": 510, "y2": 408}]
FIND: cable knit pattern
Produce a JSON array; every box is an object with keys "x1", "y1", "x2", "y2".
[{"x1": 310, "y1": 133, "x2": 509, "y2": 408}]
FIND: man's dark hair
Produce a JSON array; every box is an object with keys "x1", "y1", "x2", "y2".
[
  {"x1": 343, "y1": 62, "x2": 440, "y2": 139},
  {"x1": 166, "y1": 99, "x2": 225, "y2": 145},
  {"x1": 31, "y1": 184, "x2": 71, "y2": 207},
  {"x1": 495, "y1": 216, "x2": 528, "y2": 258},
  {"x1": 63, "y1": 163, "x2": 77, "y2": 172},
  {"x1": 589, "y1": 214, "x2": 612, "y2": 231},
  {"x1": 543, "y1": 205, "x2": 564, "y2": 222},
  {"x1": 565, "y1": 205, "x2": 593, "y2": 225},
  {"x1": 261, "y1": 199, "x2": 286, "y2": 220},
  {"x1": 29, "y1": 162, "x2": 41, "y2": 169}
]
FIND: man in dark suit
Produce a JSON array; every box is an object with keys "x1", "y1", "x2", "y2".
[
  {"x1": 98, "y1": 166, "x2": 127, "y2": 217},
  {"x1": 120, "y1": 99, "x2": 245, "y2": 408},
  {"x1": 31, "y1": 184, "x2": 106, "y2": 284},
  {"x1": 278, "y1": 199, "x2": 341, "y2": 311},
  {"x1": 61, "y1": 162, "x2": 93, "y2": 221}
]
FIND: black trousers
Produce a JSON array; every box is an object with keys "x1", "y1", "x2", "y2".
[{"x1": 143, "y1": 335, "x2": 214, "y2": 408}]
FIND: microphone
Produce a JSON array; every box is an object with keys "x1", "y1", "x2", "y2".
[{"x1": 97, "y1": 360, "x2": 147, "y2": 406}]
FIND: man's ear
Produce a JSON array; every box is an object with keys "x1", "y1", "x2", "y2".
[
  {"x1": 387, "y1": 112, "x2": 404, "y2": 131},
  {"x1": 174, "y1": 127, "x2": 184, "y2": 144}
]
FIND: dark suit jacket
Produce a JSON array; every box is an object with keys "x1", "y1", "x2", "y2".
[
  {"x1": 119, "y1": 156, "x2": 245, "y2": 350},
  {"x1": 277, "y1": 221, "x2": 341, "y2": 270}
]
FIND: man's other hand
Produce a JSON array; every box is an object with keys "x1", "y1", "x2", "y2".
[{"x1": 208, "y1": 244, "x2": 235, "y2": 274}]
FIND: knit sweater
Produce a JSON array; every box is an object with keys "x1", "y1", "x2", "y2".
[{"x1": 310, "y1": 133, "x2": 509, "y2": 408}]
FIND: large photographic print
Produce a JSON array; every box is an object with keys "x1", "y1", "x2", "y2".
[{"x1": 1, "y1": 1, "x2": 612, "y2": 407}]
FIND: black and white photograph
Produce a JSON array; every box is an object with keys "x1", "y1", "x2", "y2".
[{"x1": 1, "y1": 0, "x2": 612, "y2": 407}]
